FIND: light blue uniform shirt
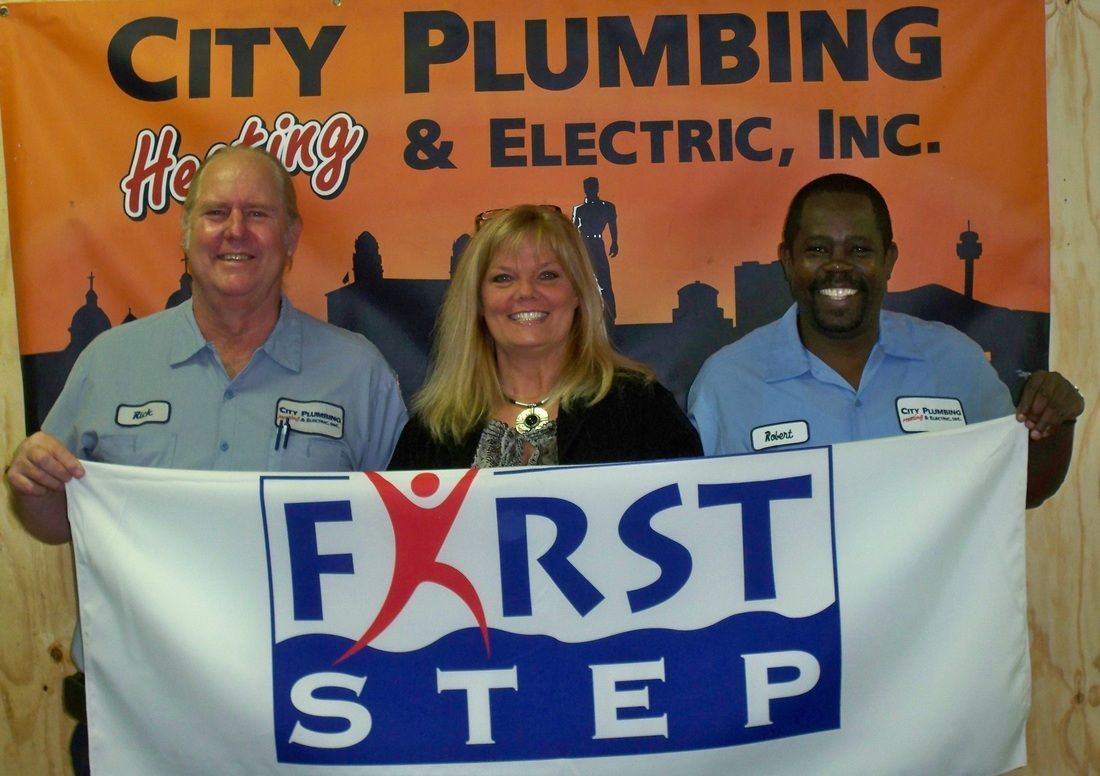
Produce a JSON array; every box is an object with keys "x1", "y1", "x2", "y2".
[
  {"x1": 46, "y1": 297, "x2": 406, "y2": 473},
  {"x1": 688, "y1": 305, "x2": 1013, "y2": 455},
  {"x1": 45, "y1": 298, "x2": 407, "y2": 670}
]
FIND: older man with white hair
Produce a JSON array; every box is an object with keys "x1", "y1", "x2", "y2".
[{"x1": 6, "y1": 145, "x2": 406, "y2": 773}]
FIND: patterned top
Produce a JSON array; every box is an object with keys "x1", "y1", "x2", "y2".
[{"x1": 472, "y1": 419, "x2": 559, "y2": 467}]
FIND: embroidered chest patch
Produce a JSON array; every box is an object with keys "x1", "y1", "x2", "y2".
[
  {"x1": 896, "y1": 397, "x2": 967, "y2": 432},
  {"x1": 115, "y1": 401, "x2": 171, "y2": 426},
  {"x1": 751, "y1": 420, "x2": 809, "y2": 450},
  {"x1": 275, "y1": 399, "x2": 345, "y2": 439}
]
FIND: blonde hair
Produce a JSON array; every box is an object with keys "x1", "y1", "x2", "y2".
[{"x1": 413, "y1": 204, "x2": 652, "y2": 443}]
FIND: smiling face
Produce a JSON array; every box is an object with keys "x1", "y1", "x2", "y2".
[
  {"x1": 480, "y1": 239, "x2": 579, "y2": 367},
  {"x1": 184, "y1": 151, "x2": 301, "y2": 316},
  {"x1": 780, "y1": 191, "x2": 898, "y2": 343}
]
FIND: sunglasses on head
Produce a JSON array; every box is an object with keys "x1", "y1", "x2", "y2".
[{"x1": 474, "y1": 204, "x2": 563, "y2": 231}]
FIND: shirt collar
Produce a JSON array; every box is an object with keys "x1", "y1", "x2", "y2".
[
  {"x1": 874, "y1": 309, "x2": 927, "y2": 362},
  {"x1": 763, "y1": 305, "x2": 926, "y2": 384},
  {"x1": 763, "y1": 304, "x2": 813, "y2": 383},
  {"x1": 167, "y1": 296, "x2": 303, "y2": 373},
  {"x1": 168, "y1": 300, "x2": 206, "y2": 366},
  {"x1": 262, "y1": 297, "x2": 303, "y2": 373}
]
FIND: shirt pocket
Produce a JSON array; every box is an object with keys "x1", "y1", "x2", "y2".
[
  {"x1": 92, "y1": 431, "x2": 179, "y2": 468},
  {"x1": 267, "y1": 435, "x2": 355, "y2": 472}
]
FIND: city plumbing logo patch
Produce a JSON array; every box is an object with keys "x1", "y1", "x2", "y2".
[
  {"x1": 896, "y1": 396, "x2": 967, "y2": 432},
  {"x1": 259, "y1": 450, "x2": 841, "y2": 765}
]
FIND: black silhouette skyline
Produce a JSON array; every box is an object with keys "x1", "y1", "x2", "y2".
[{"x1": 20, "y1": 210, "x2": 1048, "y2": 432}]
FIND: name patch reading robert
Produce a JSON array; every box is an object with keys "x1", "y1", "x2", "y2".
[
  {"x1": 752, "y1": 420, "x2": 810, "y2": 450},
  {"x1": 275, "y1": 399, "x2": 345, "y2": 439},
  {"x1": 896, "y1": 397, "x2": 966, "y2": 432}
]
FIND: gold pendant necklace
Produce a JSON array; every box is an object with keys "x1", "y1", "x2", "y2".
[{"x1": 506, "y1": 395, "x2": 551, "y2": 434}]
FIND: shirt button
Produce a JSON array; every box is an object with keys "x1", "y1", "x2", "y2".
[
  {"x1": 220, "y1": 441, "x2": 229, "y2": 452},
  {"x1": 225, "y1": 390, "x2": 235, "y2": 400},
  {"x1": 854, "y1": 399, "x2": 862, "y2": 407}
]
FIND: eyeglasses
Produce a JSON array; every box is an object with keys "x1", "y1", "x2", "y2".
[{"x1": 474, "y1": 204, "x2": 563, "y2": 231}]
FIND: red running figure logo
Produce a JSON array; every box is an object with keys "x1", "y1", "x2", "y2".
[{"x1": 337, "y1": 469, "x2": 489, "y2": 663}]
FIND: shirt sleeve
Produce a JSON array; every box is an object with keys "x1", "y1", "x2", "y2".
[
  {"x1": 41, "y1": 345, "x2": 95, "y2": 457},
  {"x1": 966, "y1": 350, "x2": 1015, "y2": 423},
  {"x1": 356, "y1": 356, "x2": 408, "y2": 472},
  {"x1": 687, "y1": 358, "x2": 749, "y2": 456}
]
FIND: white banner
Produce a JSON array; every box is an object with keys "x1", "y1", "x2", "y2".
[{"x1": 68, "y1": 416, "x2": 1029, "y2": 775}]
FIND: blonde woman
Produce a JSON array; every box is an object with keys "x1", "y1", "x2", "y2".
[{"x1": 388, "y1": 204, "x2": 700, "y2": 469}]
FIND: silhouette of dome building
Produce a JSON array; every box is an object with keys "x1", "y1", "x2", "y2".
[
  {"x1": 20, "y1": 271, "x2": 114, "y2": 432},
  {"x1": 166, "y1": 264, "x2": 193, "y2": 308},
  {"x1": 327, "y1": 230, "x2": 449, "y2": 400},
  {"x1": 68, "y1": 273, "x2": 112, "y2": 351},
  {"x1": 673, "y1": 281, "x2": 727, "y2": 326}
]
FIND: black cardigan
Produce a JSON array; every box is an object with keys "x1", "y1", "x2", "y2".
[{"x1": 388, "y1": 376, "x2": 702, "y2": 470}]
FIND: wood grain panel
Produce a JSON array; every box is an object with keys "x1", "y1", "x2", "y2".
[
  {"x1": 1028, "y1": 2, "x2": 1100, "y2": 773},
  {"x1": 0, "y1": 71, "x2": 78, "y2": 776}
]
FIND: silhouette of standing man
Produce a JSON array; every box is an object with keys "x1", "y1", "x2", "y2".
[{"x1": 572, "y1": 177, "x2": 619, "y2": 322}]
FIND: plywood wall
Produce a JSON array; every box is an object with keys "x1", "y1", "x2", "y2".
[
  {"x1": 1026, "y1": 2, "x2": 1100, "y2": 771},
  {"x1": 1, "y1": 1, "x2": 1097, "y2": 773}
]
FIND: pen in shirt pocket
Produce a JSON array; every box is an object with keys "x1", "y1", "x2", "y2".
[{"x1": 274, "y1": 418, "x2": 291, "y2": 450}]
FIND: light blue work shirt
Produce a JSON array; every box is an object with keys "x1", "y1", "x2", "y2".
[
  {"x1": 45, "y1": 298, "x2": 406, "y2": 473},
  {"x1": 45, "y1": 298, "x2": 407, "y2": 670},
  {"x1": 688, "y1": 305, "x2": 1014, "y2": 455}
]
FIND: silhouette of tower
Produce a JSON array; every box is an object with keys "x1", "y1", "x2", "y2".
[
  {"x1": 956, "y1": 221, "x2": 982, "y2": 300},
  {"x1": 166, "y1": 257, "x2": 193, "y2": 308},
  {"x1": 450, "y1": 233, "x2": 471, "y2": 277},
  {"x1": 353, "y1": 231, "x2": 384, "y2": 286},
  {"x1": 734, "y1": 260, "x2": 790, "y2": 331}
]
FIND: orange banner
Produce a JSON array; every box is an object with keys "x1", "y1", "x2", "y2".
[{"x1": 0, "y1": 1, "x2": 1049, "y2": 426}]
